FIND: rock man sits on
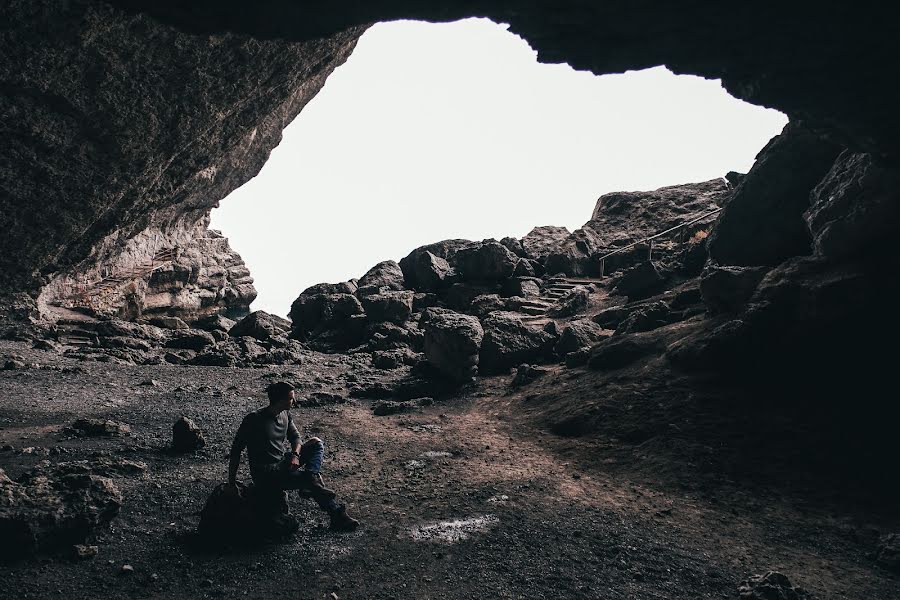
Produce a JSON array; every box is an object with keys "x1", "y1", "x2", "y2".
[{"x1": 227, "y1": 381, "x2": 359, "y2": 531}]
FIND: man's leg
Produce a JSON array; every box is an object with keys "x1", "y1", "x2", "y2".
[{"x1": 284, "y1": 437, "x2": 359, "y2": 531}]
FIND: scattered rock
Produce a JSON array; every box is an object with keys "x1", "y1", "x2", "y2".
[
  {"x1": 372, "y1": 399, "x2": 420, "y2": 416},
  {"x1": 69, "y1": 419, "x2": 131, "y2": 437},
  {"x1": 172, "y1": 417, "x2": 206, "y2": 453},
  {"x1": 72, "y1": 544, "x2": 99, "y2": 560},
  {"x1": 193, "y1": 314, "x2": 237, "y2": 333},
  {"x1": 738, "y1": 572, "x2": 812, "y2": 600},
  {"x1": 120, "y1": 564, "x2": 134, "y2": 575},
  {"x1": 164, "y1": 330, "x2": 216, "y2": 351}
]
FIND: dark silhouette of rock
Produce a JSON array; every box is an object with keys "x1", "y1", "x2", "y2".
[
  {"x1": 229, "y1": 311, "x2": 290, "y2": 342},
  {"x1": 806, "y1": 151, "x2": 900, "y2": 260},
  {"x1": 172, "y1": 416, "x2": 206, "y2": 453},
  {"x1": 479, "y1": 312, "x2": 556, "y2": 375},
  {"x1": 547, "y1": 285, "x2": 591, "y2": 317},
  {"x1": 700, "y1": 265, "x2": 769, "y2": 314},
  {"x1": 372, "y1": 399, "x2": 421, "y2": 416},
  {"x1": 0, "y1": 465, "x2": 122, "y2": 560},
  {"x1": 198, "y1": 482, "x2": 297, "y2": 544},
  {"x1": 612, "y1": 262, "x2": 664, "y2": 299},
  {"x1": 470, "y1": 294, "x2": 507, "y2": 318},
  {"x1": 588, "y1": 335, "x2": 660, "y2": 371},
  {"x1": 708, "y1": 123, "x2": 842, "y2": 267},
  {"x1": 356, "y1": 260, "x2": 405, "y2": 296},
  {"x1": 555, "y1": 320, "x2": 610, "y2": 357},
  {"x1": 455, "y1": 240, "x2": 519, "y2": 282},
  {"x1": 289, "y1": 292, "x2": 365, "y2": 340},
  {"x1": 360, "y1": 291, "x2": 413, "y2": 324},
  {"x1": 423, "y1": 311, "x2": 484, "y2": 383},
  {"x1": 442, "y1": 283, "x2": 501, "y2": 312},
  {"x1": 738, "y1": 572, "x2": 812, "y2": 600}
]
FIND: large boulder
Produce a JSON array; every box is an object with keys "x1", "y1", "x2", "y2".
[
  {"x1": 805, "y1": 151, "x2": 900, "y2": 260},
  {"x1": 228, "y1": 310, "x2": 290, "y2": 341},
  {"x1": 699, "y1": 265, "x2": 769, "y2": 314},
  {"x1": 0, "y1": 465, "x2": 122, "y2": 560},
  {"x1": 356, "y1": 260, "x2": 406, "y2": 296},
  {"x1": 545, "y1": 228, "x2": 603, "y2": 277},
  {"x1": 423, "y1": 311, "x2": 484, "y2": 383},
  {"x1": 502, "y1": 277, "x2": 541, "y2": 298},
  {"x1": 289, "y1": 292, "x2": 365, "y2": 339},
  {"x1": 441, "y1": 282, "x2": 501, "y2": 311},
  {"x1": 399, "y1": 239, "x2": 471, "y2": 289},
  {"x1": 193, "y1": 314, "x2": 236, "y2": 333},
  {"x1": 360, "y1": 291, "x2": 413, "y2": 324},
  {"x1": 455, "y1": 240, "x2": 519, "y2": 281},
  {"x1": 555, "y1": 319, "x2": 610, "y2": 357},
  {"x1": 479, "y1": 312, "x2": 556, "y2": 375},
  {"x1": 300, "y1": 281, "x2": 358, "y2": 296},
  {"x1": 615, "y1": 301, "x2": 674, "y2": 334},
  {"x1": 708, "y1": 123, "x2": 843, "y2": 267}
]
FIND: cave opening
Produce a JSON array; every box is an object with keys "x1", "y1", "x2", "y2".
[{"x1": 210, "y1": 18, "x2": 787, "y2": 316}]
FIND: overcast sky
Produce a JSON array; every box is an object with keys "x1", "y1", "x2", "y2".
[{"x1": 211, "y1": 18, "x2": 788, "y2": 317}]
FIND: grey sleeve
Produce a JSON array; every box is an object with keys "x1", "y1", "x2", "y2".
[{"x1": 286, "y1": 413, "x2": 301, "y2": 445}]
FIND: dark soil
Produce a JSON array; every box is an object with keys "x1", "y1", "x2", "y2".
[{"x1": 1, "y1": 340, "x2": 897, "y2": 599}]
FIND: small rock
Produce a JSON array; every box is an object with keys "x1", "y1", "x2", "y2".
[
  {"x1": 73, "y1": 544, "x2": 99, "y2": 559},
  {"x1": 172, "y1": 417, "x2": 206, "y2": 453},
  {"x1": 69, "y1": 418, "x2": 131, "y2": 437},
  {"x1": 138, "y1": 379, "x2": 159, "y2": 387},
  {"x1": 120, "y1": 564, "x2": 134, "y2": 575}
]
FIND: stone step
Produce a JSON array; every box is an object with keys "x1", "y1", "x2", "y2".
[{"x1": 518, "y1": 306, "x2": 547, "y2": 316}]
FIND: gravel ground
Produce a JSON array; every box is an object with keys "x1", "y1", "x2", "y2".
[{"x1": 1, "y1": 340, "x2": 898, "y2": 599}]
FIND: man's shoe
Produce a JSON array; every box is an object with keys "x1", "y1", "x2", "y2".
[
  {"x1": 329, "y1": 504, "x2": 360, "y2": 532},
  {"x1": 297, "y1": 471, "x2": 336, "y2": 500}
]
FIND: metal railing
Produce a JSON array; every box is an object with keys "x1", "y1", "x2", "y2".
[{"x1": 596, "y1": 207, "x2": 722, "y2": 277}]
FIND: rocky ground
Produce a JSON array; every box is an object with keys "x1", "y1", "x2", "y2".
[{"x1": 1, "y1": 340, "x2": 898, "y2": 600}]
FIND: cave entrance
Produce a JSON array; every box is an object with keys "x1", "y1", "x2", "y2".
[{"x1": 211, "y1": 18, "x2": 786, "y2": 317}]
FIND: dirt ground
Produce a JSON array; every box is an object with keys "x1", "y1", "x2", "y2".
[{"x1": 1, "y1": 340, "x2": 897, "y2": 599}]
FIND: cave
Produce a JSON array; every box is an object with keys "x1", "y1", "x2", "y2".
[{"x1": 1, "y1": 2, "x2": 899, "y2": 598}]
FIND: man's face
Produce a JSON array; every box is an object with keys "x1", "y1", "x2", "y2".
[{"x1": 274, "y1": 390, "x2": 295, "y2": 412}]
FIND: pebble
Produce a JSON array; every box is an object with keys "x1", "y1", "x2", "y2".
[{"x1": 120, "y1": 564, "x2": 134, "y2": 575}]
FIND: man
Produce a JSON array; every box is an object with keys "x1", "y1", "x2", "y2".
[{"x1": 227, "y1": 381, "x2": 359, "y2": 532}]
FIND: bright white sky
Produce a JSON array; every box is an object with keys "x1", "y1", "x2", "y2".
[{"x1": 211, "y1": 18, "x2": 788, "y2": 317}]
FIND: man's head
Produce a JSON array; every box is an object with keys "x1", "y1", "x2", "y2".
[{"x1": 265, "y1": 381, "x2": 295, "y2": 411}]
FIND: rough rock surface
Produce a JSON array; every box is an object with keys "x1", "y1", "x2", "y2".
[
  {"x1": 360, "y1": 291, "x2": 414, "y2": 325},
  {"x1": 707, "y1": 124, "x2": 842, "y2": 267},
  {"x1": 356, "y1": 260, "x2": 406, "y2": 296},
  {"x1": 399, "y1": 240, "x2": 470, "y2": 290},
  {"x1": 229, "y1": 311, "x2": 291, "y2": 342},
  {"x1": 423, "y1": 312, "x2": 484, "y2": 383},
  {"x1": 700, "y1": 265, "x2": 769, "y2": 314},
  {"x1": 455, "y1": 241, "x2": 519, "y2": 282},
  {"x1": 555, "y1": 319, "x2": 610, "y2": 357}
]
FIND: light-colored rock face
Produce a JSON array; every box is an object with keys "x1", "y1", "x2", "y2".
[{"x1": 37, "y1": 216, "x2": 256, "y2": 321}]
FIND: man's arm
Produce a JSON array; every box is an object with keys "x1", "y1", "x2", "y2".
[
  {"x1": 228, "y1": 416, "x2": 250, "y2": 485},
  {"x1": 287, "y1": 413, "x2": 301, "y2": 469}
]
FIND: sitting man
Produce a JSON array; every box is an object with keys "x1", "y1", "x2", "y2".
[{"x1": 226, "y1": 381, "x2": 359, "y2": 532}]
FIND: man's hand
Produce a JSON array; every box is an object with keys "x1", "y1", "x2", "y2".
[{"x1": 289, "y1": 453, "x2": 301, "y2": 471}]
